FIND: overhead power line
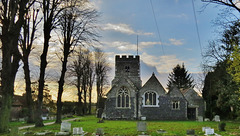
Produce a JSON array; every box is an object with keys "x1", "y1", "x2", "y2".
[
  {"x1": 149, "y1": 0, "x2": 165, "y2": 56},
  {"x1": 191, "y1": 0, "x2": 203, "y2": 56}
]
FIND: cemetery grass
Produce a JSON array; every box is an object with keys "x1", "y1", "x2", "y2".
[{"x1": 7, "y1": 116, "x2": 240, "y2": 136}]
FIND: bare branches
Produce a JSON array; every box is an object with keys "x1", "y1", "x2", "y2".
[{"x1": 202, "y1": 0, "x2": 240, "y2": 13}]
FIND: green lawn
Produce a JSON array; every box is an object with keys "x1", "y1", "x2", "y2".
[{"x1": 3, "y1": 116, "x2": 240, "y2": 136}]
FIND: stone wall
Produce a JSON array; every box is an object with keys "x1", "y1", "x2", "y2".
[
  {"x1": 139, "y1": 96, "x2": 187, "y2": 120},
  {"x1": 105, "y1": 97, "x2": 136, "y2": 119}
]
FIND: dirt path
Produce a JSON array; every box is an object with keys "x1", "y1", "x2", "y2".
[{"x1": 18, "y1": 118, "x2": 80, "y2": 130}]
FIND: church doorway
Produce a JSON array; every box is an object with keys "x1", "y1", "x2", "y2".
[{"x1": 187, "y1": 108, "x2": 196, "y2": 120}]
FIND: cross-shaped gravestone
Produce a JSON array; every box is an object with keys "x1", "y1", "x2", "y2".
[{"x1": 137, "y1": 122, "x2": 147, "y2": 132}]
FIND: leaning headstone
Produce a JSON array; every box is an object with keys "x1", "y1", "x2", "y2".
[
  {"x1": 137, "y1": 122, "x2": 147, "y2": 132},
  {"x1": 198, "y1": 116, "x2": 203, "y2": 122},
  {"x1": 204, "y1": 118, "x2": 210, "y2": 121},
  {"x1": 213, "y1": 115, "x2": 220, "y2": 122},
  {"x1": 186, "y1": 129, "x2": 195, "y2": 135},
  {"x1": 205, "y1": 128, "x2": 214, "y2": 135}
]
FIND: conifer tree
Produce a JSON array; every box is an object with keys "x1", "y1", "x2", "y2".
[{"x1": 167, "y1": 64, "x2": 194, "y2": 89}]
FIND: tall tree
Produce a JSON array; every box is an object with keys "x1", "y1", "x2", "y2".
[
  {"x1": 69, "y1": 49, "x2": 84, "y2": 115},
  {"x1": 19, "y1": 6, "x2": 40, "y2": 123},
  {"x1": 35, "y1": 0, "x2": 64, "y2": 127},
  {"x1": 167, "y1": 64, "x2": 194, "y2": 90},
  {"x1": 0, "y1": 0, "x2": 33, "y2": 132},
  {"x1": 94, "y1": 48, "x2": 110, "y2": 109},
  {"x1": 55, "y1": 0, "x2": 99, "y2": 123},
  {"x1": 202, "y1": 21, "x2": 240, "y2": 119}
]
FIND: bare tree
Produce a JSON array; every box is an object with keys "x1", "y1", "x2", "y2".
[
  {"x1": 94, "y1": 48, "x2": 110, "y2": 109},
  {"x1": 202, "y1": 0, "x2": 240, "y2": 13},
  {"x1": 68, "y1": 49, "x2": 84, "y2": 115},
  {"x1": 19, "y1": 6, "x2": 41, "y2": 123},
  {"x1": 35, "y1": 0, "x2": 65, "y2": 127},
  {"x1": 55, "y1": 0, "x2": 99, "y2": 123},
  {"x1": 0, "y1": 0, "x2": 33, "y2": 132}
]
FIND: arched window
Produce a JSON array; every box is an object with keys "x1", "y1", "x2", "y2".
[
  {"x1": 117, "y1": 87, "x2": 130, "y2": 108},
  {"x1": 143, "y1": 91, "x2": 159, "y2": 107}
]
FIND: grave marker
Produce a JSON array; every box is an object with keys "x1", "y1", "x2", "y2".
[
  {"x1": 198, "y1": 116, "x2": 203, "y2": 122},
  {"x1": 213, "y1": 115, "x2": 220, "y2": 122},
  {"x1": 137, "y1": 122, "x2": 147, "y2": 132},
  {"x1": 205, "y1": 128, "x2": 214, "y2": 135}
]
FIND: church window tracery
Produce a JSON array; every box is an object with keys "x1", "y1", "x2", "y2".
[
  {"x1": 143, "y1": 91, "x2": 159, "y2": 107},
  {"x1": 117, "y1": 87, "x2": 130, "y2": 108}
]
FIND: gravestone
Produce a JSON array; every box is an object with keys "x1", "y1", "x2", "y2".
[
  {"x1": 213, "y1": 115, "x2": 220, "y2": 122},
  {"x1": 186, "y1": 129, "x2": 195, "y2": 135},
  {"x1": 35, "y1": 131, "x2": 53, "y2": 135},
  {"x1": 55, "y1": 122, "x2": 71, "y2": 136},
  {"x1": 42, "y1": 117, "x2": 47, "y2": 120},
  {"x1": 137, "y1": 122, "x2": 147, "y2": 132},
  {"x1": 205, "y1": 128, "x2": 214, "y2": 135},
  {"x1": 141, "y1": 117, "x2": 146, "y2": 121},
  {"x1": 198, "y1": 116, "x2": 203, "y2": 122},
  {"x1": 61, "y1": 122, "x2": 71, "y2": 132},
  {"x1": 96, "y1": 128, "x2": 104, "y2": 136},
  {"x1": 204, "y1": 118, "x2": 210, "y2": 121},
  {"x1": 19, "y1": 118, "x2": 25, "y2": 122},
  {"x1": 202, "y1": 127, "x2": 211, "y2": 132},
  {"x1": 73, "y1": 127, "x2": 86, "y2": 135}
]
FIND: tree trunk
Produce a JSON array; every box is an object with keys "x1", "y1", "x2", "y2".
[
  {"x1": 56, "y1": 48, "x2": 69, "y2": 123},
  {"x1": 0, "y1": 13, "x2": 22, "y2": 132},
  {"x1": 77, "y1": 83, "x2": 83, "y2": 116},
  {"x1": 35, "y1": 27, "x2": 51, "y2": 127},
  {"x1": 88, "y1": 88, "x2": 92, "y2": 115},
  {"x1": 22, "y1": 55, "x2": 34, "y2": 123},
  {"x1": 0, "y1": 43, "x2": 21, "y2": 133}
]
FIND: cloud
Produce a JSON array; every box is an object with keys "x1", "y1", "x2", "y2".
[
  {"x1": 139, "y1": 41, "x2": 162, "y2": 47},
  {"x1": 169, "y1": 38, "x2": 184, "y2": 46},
  {"x1": 102, "y1": 23, "x2": 153, "y2": 36},
  {"x1": 141, "y1": 52, "x2": 189, "y2": 73},
  {"x1": 167, "y1": 13, "x2": 188, "y2": 19},
  {"x1": 102, "y1": 41, "x2": 160, "y2": 52}
]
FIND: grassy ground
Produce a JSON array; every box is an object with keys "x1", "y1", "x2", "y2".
[{"x1": 3, "y1": 115, "x2": 240, "y2": 136}]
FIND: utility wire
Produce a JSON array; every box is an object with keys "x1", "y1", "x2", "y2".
[
  {"x1": 192, "y1": 0, "x2": 203, "y2": 56},
  {"x1": 149, "y1": 0, "x2": 165, "y2": 55}
]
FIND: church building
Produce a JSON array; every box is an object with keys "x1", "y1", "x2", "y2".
[{"x1": 104, "y1": 55, "x2": 204, "y2": 120}]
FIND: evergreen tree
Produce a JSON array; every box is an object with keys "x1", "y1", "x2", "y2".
[{"x1": 167, "y1": 64, "x2": 194, "y2": 89}]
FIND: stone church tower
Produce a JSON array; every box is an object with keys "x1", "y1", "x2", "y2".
[{"x1": 104, "y1": 55, "x2": 141, "y2": 119}]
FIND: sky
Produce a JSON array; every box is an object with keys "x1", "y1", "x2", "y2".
[
  {"x1": 87, "y1": 0, "x2": 225, "y2": 87},
  {"x1": 14, "y1": 0, "x2": 231, "y2": 101}
]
